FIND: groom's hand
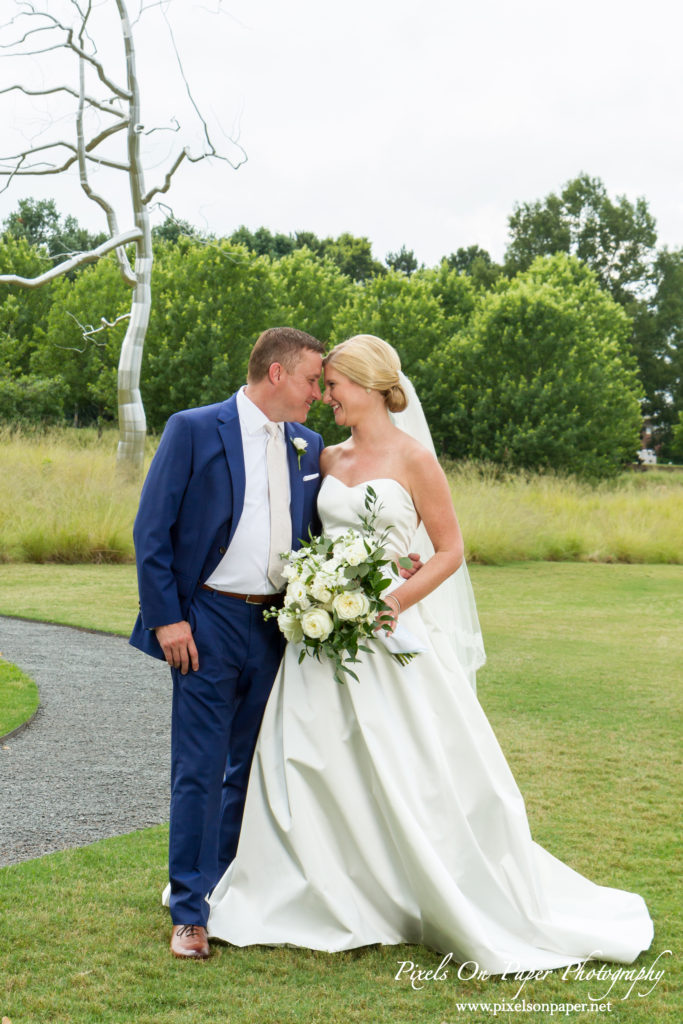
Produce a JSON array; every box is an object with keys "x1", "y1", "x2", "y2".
[
  {"x1": 155, "y1": 621, "x2": 199, "y2": 674},
  {"x1": 400, "y1": 553, "x2": 423, "y2": 579}
]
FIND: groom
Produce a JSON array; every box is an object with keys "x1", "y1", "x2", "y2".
[{"x1": 130, "y1": 327, "x2": 326, "y2": 959}]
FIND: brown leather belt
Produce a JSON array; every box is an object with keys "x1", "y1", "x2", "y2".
[{"x1": 201, "y1": 584, "x2": 283, "y2": 606}]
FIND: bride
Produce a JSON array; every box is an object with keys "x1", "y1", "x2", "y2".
[{"x1": 206, "y1": 334, "x2": 653, "y2": 972}]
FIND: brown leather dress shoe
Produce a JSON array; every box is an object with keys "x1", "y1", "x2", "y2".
[{"x1": 170, "y1": 924, "x2": 210, "y2": 959}]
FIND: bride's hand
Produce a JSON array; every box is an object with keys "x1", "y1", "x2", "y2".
[
  {"x1": 375, "y1": 594, "x2": 400, "y2": 635},
  {"x1": 399, "y1": 552, "x2": 422, "y2": 578}
]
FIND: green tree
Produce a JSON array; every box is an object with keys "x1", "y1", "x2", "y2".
[
  {"x1": 332, "y1": 262, "x2": 476, "y2": 377},
  {"x1": 385, "y1": 245, "x2": 419, "y2": 276},
  {"x1": 505, "y1": 174, "x2": 657, "y2": 304},
  {"x1": 0, "y1": 235, "x2": 54, "y2": 383},
  {"x1": 642, "y1": 248, "x2": 683, "y2": 456},
  {"x1": 422, "y1": 254, "x2": 643, "y2": 477},
  {"x1": 503, "y1": 174, "x2": 680, "y2": 447},
  {"x1": 444, "y1": 246, "x2": 502, "y2": 289},
  {"x1": 293, "y1": 230, "x2": 325, "y2": 255},
  {"x1": 32, "y1": 256, "x2": 130, "y2": 425},
  {"x1": 332, "y1": 268, "x2": 447, "y2": 378},
  {"x1": 0, "y1": 373, "x2": 65, "y2": 423},
  {"x1": 268, "y1": 248, "x2": 352, "y2": 343},
  {"x1": 141, "y1": 239, "x2": 276, "y2": 430},
  {"x1": 670, "y1": 412, "x2": 683, "y2": 462},
  {"x1": 268, "y1": 247, "x2": 354, "y2": 439},
  {"x1": 3, "y1": 198, "x2": 107, "y2": 262},
  {"x1": 331, "y1": 264, "x2": 477, "y2": 444},
  {"x1": 229, "y1": 225, "x2": 297, "y2": 259},
  {"x1": 227, "y1": 226, "x2": 385, "y2": 283},
  {"x1": 416, "y1": 262, "x2": 477, "y2": 335},
  {"x1": 322, "y1": 232, "x2": 385, "y2": 282},
  {"x1": 152, "y1": 216, "x2": 205, "y2": 245}
]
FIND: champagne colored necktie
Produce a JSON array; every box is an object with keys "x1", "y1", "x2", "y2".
[{"x1": 264, "y1": 422, "x2": 290, "y2": 588}]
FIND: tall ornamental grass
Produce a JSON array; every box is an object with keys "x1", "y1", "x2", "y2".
[
  {"x1": 0, "y1": 428, "x2": 682, "y2": 564},
  {"x1": 448, "y1": 461, "x2": 683, "y2": 564},
  {"x1": 0, "y1": 426, "x2": 143, "y2": 563}
]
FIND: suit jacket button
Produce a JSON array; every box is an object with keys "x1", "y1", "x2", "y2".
[{"x1": 219, "y1": 546, "x2": 227, "y2": 555}]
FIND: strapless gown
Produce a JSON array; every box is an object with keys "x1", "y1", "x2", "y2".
[{"x1": 206, "y1": 476, "x2": 653, "y2": 972}]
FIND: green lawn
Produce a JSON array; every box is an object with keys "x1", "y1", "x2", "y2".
[
  {"x1": 0, "y1": 563, "x2": 139, "y2": 635},
  {"x1": 1, "y1": 563, "x2": 681, "y2": 1023},
  {"x1": 0, "y1": 658, "x2": 39, "y2": 737}
]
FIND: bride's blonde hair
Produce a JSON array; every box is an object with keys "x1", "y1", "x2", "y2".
[{"x1": 324, "y1": 334, "x2": 408, "y2": 413}]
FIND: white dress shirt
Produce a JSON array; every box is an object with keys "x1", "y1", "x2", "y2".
[{"x1": 204, "y1": 388, "x2": 290, "y2": 594}]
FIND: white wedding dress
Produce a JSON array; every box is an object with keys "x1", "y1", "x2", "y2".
[{"x1": 207, "y1": 476, "x2": 653, "y2": 972}]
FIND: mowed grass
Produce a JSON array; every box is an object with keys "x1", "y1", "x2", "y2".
[
  {"x1": 1, "y1": 426, "x2": 682, "y2": 564},
  {"x1": 0, "y1": 657, "x2": 39, "y2": 736},
  {"x1": 0, "y1": 562, "x2": 681, "y2": 1023},
  {"x1": 0, "y1": 563, "x2": 139, "y2": 634}
]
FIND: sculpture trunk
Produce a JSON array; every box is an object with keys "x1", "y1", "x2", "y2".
[
  {"x1": 116, "y1": 243, "x2": 151, "y2": 475},
  {"x1": 115, "y1": 0, "x2": 150, "y2": 477}
]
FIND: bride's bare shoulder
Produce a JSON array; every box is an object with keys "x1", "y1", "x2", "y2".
[
  {"x1": 398, "y1": 432, "x2": 439, "y2": 467},
  {"x1": 400, "y1": 434, "x2": 447, "y2": 489},
  {"x1": 320, "y1": 442, "x2": 349, "y2": 475}
]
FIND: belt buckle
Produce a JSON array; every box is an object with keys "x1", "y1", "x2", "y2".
[{"x1": 245, "y1": 594, "x2": 261, "y2": 604}]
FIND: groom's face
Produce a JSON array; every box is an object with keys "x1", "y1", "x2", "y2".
[{"x1": 274, "y1": 349, "x2": 323, "y2": 422}]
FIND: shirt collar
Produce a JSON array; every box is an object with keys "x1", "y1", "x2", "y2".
[{"x1": 237, "y1": 386, "x2": 284, "y2": 437}]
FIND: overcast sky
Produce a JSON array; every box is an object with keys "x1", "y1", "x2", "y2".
[{"x1": 1, "y1": 0, "x2": 681, "y2": 266}]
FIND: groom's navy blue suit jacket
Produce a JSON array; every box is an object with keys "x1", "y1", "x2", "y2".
[{"x1": 129, "y1": 392, "x2": 324, "y2": 660}]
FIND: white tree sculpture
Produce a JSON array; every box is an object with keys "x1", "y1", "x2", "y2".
[{"x1": 0, "y1": 0, "x2": 244, "y2": 473}]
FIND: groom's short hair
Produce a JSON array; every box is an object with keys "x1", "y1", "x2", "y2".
[{"x1": 248, "y1": 327, "x2": 325, "y2": 382}]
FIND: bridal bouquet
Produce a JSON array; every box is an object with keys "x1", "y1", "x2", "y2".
[{"x1": 265, "y1": 487, "x2": 417, "y2": 684}]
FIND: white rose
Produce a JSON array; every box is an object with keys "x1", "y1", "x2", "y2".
[
  {"x1": 310, "y1": 575, "x2": 333, "y2": 604},
  {"x1": 301, "y1": 608, "x2": 334, "y2": 640},
  {"x1": 342, "y1": 538, "x2": 368, "y2": 566},
  {"x1": 284, "y1": 580, "x2": 310, "y2": 608},
  {"x1": 281, "y1": 563, "x2": 299, "y2": 581},
  {"x1": 319, "y1": 558, "x2": 343, "y2": 583},
  {"x1": 277, "y1": 610, "x2": 303, "y2": 644},
  {"x1": 292, "y1": 437, "x2": 308, "y2": 454},
  {"x1": 333, "y1": 590, "x2": 370, "y2": 621}
]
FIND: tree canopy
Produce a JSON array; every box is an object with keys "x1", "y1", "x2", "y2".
[
  {"x1": 504, "y1": 173, "x2": 680, "y2": 453},
  {"x1": 505, "y1": 173, "x2": 657, "y2": 304},
  {"x1": 2, "y1": 175, "x2": 682, "y2": 471},
  {"x1": 422, "y1": 255, "x2": 643, "y2": 477},
  {"x1": 3, "y1": 198, "x2": 107, "y2": 263}
]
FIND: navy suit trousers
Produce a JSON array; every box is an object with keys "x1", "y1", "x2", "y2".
[{"x1": 168, "y1": 586, "x2": 285, "y2": 926}]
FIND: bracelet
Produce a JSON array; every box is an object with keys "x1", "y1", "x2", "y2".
[{"x1": 385, "y1": 594, "x2": 401, "y2": 615}]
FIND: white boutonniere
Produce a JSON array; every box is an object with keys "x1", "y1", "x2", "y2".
[{"x1": 291, "y1": 436, "x2": 308, "y2": 469}]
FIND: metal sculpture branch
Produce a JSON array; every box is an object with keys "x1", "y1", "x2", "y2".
[{"x1": 0, "y1": 0, "x2": 246, "y2": 474}]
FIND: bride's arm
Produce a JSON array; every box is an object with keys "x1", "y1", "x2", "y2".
[{"x1": 380, "y1": 452, "x2": 463, "y2": 627}]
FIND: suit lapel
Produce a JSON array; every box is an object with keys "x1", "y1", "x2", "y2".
[
  {"x1": 217, "y1": 394, "x2": 246, "y2": 545},
  {"x1": 284, "y1": 423, "x2": 304, "y2": 546}
]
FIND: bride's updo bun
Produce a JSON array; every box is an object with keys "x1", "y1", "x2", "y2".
[
  {"x1": 383, "y1": 382, "x2": 408, "y2": 414},
  {"x1": 324, "y1": 334, "x2": 408, "y2": 413}
]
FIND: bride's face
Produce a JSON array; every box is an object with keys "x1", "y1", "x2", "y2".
[{"x1": 323, "y1": 365, "x2": 369, "y2": 426}]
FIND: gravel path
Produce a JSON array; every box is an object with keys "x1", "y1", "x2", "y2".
[{"x1": 0, "y1": 616, "x2": 171, "y2": 867}]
